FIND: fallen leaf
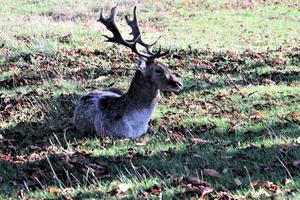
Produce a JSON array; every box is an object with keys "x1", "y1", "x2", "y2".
[
  {"x1": 142, "y1": 185, "x2": 162, "y2": 197},
  {"x1": 186, "y1": 184, "x2": 213, "y2": 197},
  {"x1": 263, "y1": 181, "x2": 280, "y2": 192},
  {"x1": 227, "y1": 51, "x2": 237, "y2": 59},
  {"x1": 136, "y1": 135, "x2": 149, "y2": 146},
  {"x1": 191, "y1": 138, "x2": 208, "y2": 145},
  {"x1": 18, "y1": 190, "x2": 26, "y2": 200},
  {"x1": 249, "y1": 109, "x2": 265, "y2": 119},
  {"x1": 251, "y1": 179, "x2": 260, "y2": 188},
  {"x1": 203, "y1": 169, "x2": 221, "y2": 178},
  {"x1": 168, "y1": 131, "x2": 186, "y2": 141},
  {"x1": 183, "y1": 177, "x2": 214, "y2": 197},
  {"x1": 217, "y1": 91, "x2": 227, "y2": 98},
  {"x1": 234, "y1": 178, "x2": 243, "y2": 186},
  {"x1": 150, "y1": 185, "x2": 162, "y2": 196},
  {"x1": 7, "y1": 63, "x2": 16, "y2": 69},
  {"x1": 291, "y1": 81, "x2": 300, "y2": 87},
  {"x1": 289, "y1": 112, "x2": 298, "y2": 119},
  {"x1": 262, "y1": 79, "x2": 275, "y2": 85},
  {"x1": 200, "y1": 186, "x2": 214, "y2": 197},
  {"x1": 274, "y1": 57, "x2": 283, "y2": 65},
  {"x1": 49, "y1": 187, "x2": 59, "y2": 194},
  {"x1": 13, "y1": 73, "x2": 22, "y2": 82}
]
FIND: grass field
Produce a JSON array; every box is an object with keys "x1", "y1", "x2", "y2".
[{"x1": 0, "y1": 0, "x2": 300, "y2": 199}]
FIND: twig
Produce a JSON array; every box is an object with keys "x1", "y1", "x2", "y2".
[
  {"x1": 244, "y1": 166, "x2": 254, "y2": 190},
  {"x1": 275, "y1": 156, "x2": 294, "y2": 182},
  {"x1": 46, "y1": 155, "x2": 64, "y2": 188}
]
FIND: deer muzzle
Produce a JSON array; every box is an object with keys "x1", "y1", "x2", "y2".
[{"x1": 169, "y1": 78, "x2": 183, "y2": 93}]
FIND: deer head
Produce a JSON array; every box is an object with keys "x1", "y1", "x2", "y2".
[{"x1": 98, "y1": 5, "x2": 183, "y2": 92}]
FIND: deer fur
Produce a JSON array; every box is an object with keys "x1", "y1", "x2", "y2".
[{"x1": 73, "y1": 6, "x2": 182, "y2": 138}]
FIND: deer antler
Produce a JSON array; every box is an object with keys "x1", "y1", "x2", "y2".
[{"x1": 98, "y1": 5, "x2": 171, "y2": 60}]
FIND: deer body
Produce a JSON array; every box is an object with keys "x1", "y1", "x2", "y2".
[
  {"x1": 73, "y1": 6, "x2": 182, "y2": 138},
  {"x1": 74, "y1": 70, "x2": 160, "y2": 138}
]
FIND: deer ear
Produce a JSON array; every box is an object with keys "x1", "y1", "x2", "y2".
[{"x1": 134, "y1": 57, "x2": 147, "y2": 71}]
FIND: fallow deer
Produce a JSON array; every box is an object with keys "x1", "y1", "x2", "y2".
[{"x1": 73, "y1": 6, "x2": 182, "y2": 138}]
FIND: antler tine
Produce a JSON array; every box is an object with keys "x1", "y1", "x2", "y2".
[
  {"x1": 125, "y1": 6, "x2": 158, "y2": 53},
  {"x1": 98, "y1": 6, "x2": 123, "y2": 43},
  {"x1": 125, "y1": 6, "x2": 172, "y2": 60},
  {"x1": 148, "y1": 46, "x2": 172, "y2": 60},
  {"x1": 98, "y1": 5, "x2": 150, "y2": 58}
]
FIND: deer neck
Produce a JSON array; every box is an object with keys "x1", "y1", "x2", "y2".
[{"x1": 124, "y1": 70, "x2": 160, "y2": 109}]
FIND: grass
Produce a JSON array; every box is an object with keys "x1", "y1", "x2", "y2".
[{"x1": 0, "y1": 0, "x2": 300, "y2": 199}]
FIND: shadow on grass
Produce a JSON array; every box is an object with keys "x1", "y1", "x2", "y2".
[{"x1": 0, "y1": 114, "x2": 299, "y2": 198}]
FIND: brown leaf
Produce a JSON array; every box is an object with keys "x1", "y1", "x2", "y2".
[
  {"x1": 251, "y1": 179, "x2": 260, "y2": 188},
  {"x1": 263, "y1": 181, "x2": 280, "y2": 192},
  {"x1": 274, "y1": 57, "x2": 283, "y2": 65},
  {"x1": 289, "y1": 112, "x2": 298, "y2": 119},
  {"x1": 227, "y1": 51, "x2": 237, "y2": 59},
  {"x1": 291, "y1": 81, "x2": 300, "y2": 87},
  {"x1": 249, "y1": 109, "x2": 265, "y2": 119},
  {"x1": 203, "y1": 169, "x2": 221, "y2": 178},
  {"x1": 183, "y1": 177, "x2": 214, "y2": 197},
  {"x1": 142, "y1": 185, "x2": 162, "y2": 197},
  {"x1": 262, "y1": 78, "x2": 275, "y2": 85},
  {"x1": 49, "y1": 187, "x2": 59, "y2": 194},
  {"x1": 18, "y1": 190, "x2": 26, "y2": 200},
  {"x1": 136, "y1": 135, "x2": 149, "y2": 146},
  {"x1": 200, "y1": 186, "x2": 214, "y2": 197},
  {"x1": 7, "y1": 63, "x2": 16, "y2": 69},
  {"x1": 169, "y1": 131, "x2": 186, "y2": 141},
  {"x1": 191, "y1": 138, "x2": 208, "y2": 145},
  {"x1": 216, "y1": 91, "x2": 228, "y2": 99},
  {"x1": 186, "y1": 184, "x2": 213, "y2": 197},
  {"x1": 13, "y1": 73, "x2": 22, "y2": 82},
  {"x1": 151, "y1": 185, "x2": 162, "y2": 196}
]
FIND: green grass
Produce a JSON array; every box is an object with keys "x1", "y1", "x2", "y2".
[{"x1": 0, "y1": 0, "x2": 300, "y2": 199}]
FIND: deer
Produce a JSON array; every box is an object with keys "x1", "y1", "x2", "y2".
[{"x1": 73, "y1": 5, "x2": 182, "y2": 138}]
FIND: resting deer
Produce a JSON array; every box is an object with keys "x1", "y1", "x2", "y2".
[{"x1": 73, "y1": 6, "x2": 182, "y2": 138}]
